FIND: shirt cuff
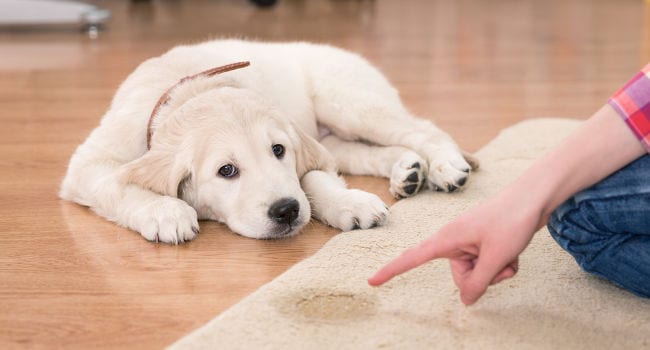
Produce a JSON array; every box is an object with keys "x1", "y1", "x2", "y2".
[{"x1": 608, "y1": 63, "x2": 650, "y2": 153}]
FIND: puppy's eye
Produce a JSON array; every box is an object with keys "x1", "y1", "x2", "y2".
[
  {"x1": 272, "y1": 144, "x2": 285, "y2": 159},
  {"x1": 217, "y1": 164, "x2": 238, "y2": 178}
]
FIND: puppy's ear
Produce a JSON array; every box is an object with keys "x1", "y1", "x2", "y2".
[
  {"x1": 119, "y1": 150, "x2": 191, "y2": 197},
  {"x1": 289, "y1": 126, "x2": 338, "y2": 178}
]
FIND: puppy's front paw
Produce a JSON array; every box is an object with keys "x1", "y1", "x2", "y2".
[
  {"x1": 130, "y1": 197, "x2": 199, "y2": 244},
  {"x1": 426, "y1": 148, "x2": 473, "y2": 193},
  {"x1": 322, "y1": 189, "x2": 388, "y2": 231},
  {"x1": 390, "y1": 152, "x2": 427, "y2": 199}
]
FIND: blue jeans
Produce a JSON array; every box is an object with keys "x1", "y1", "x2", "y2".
[{"x1": 547, "y1": 154, "x2": 650, "y2": 298}]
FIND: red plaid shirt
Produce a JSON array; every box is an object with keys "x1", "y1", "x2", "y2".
[{"x1": 609, "y1": 63, "x2": 650, "y2": 153}]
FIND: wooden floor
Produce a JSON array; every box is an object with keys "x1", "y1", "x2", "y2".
[{"x1": 1, "y1": 0, "x2": 649, "y2": 348}]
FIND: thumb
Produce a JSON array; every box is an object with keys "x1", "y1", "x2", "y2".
[{"x1": 458, "y1": 250, "x2": 505, "y2": 305}]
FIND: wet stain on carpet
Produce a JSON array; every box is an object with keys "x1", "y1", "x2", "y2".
[{"x1": 274, "y1": 288, "x2": 377, "y2": 323}]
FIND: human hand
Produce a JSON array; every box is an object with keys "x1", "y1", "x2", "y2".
[{"x1": 368, "y1": 191, "x2": 543, "y2": 305}]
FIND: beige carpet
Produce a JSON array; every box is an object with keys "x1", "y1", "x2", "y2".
[{"x1": 169, "y1": 119, "x2": 650, "y2": 350}]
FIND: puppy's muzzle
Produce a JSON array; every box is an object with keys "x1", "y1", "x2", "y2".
[{"x1": 268, "y1": 198, "x2": 300, "y2": 227}]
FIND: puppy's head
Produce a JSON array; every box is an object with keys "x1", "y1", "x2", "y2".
[{"x1": 121, "y1": 87, "x2": 335, "y2": 239}]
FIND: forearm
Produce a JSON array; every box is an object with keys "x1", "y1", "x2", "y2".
[{"x1": 504, "y1": 104, "x2": 646, "y2": 228}]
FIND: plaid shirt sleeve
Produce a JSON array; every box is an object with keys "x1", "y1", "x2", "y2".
[{"x1": 608, "y1": 63, "x2": 650, "y2": 153}]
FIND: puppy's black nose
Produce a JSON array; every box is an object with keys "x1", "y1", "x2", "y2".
[{"x1": 268, "y1": 198, "x2": 300, "y2": 225}]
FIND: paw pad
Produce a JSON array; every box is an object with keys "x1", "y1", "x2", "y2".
[{"x1": 390, "y1": 154, "x2": 427, "y2": 199}]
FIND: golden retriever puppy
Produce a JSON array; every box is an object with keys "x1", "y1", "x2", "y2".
[{"x1": 60, "y1": 39, "x2": 478, "y2": 243}]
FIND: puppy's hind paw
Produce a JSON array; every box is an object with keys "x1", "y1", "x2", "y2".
[
  {"x1": 390, "y1": 152, "x2": 426, "y2": 199},
  {"x1": 426, "y1": 147, "x2": 475, "y2": 193}
]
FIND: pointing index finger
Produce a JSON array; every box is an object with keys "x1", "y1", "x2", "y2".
[{"x1": 367, "y1": 233, "x2": 456, "y2": 286}]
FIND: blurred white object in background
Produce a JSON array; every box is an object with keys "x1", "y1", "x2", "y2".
[{"x1": 0, "y1": 0, "x2": 110, "y2": 33}]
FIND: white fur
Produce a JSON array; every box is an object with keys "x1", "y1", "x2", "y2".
[{"x1": 60, "y1": 39, "x2": 477, "y2": 243}]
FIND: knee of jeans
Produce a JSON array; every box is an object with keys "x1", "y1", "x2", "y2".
[{"x1": 547, "y1": 199, "x2": 608, "y2": 266}]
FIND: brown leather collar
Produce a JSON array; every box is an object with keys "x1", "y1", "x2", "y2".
[{"x1": 146, "y1": 61, "x2": 250, "y2": 149}]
